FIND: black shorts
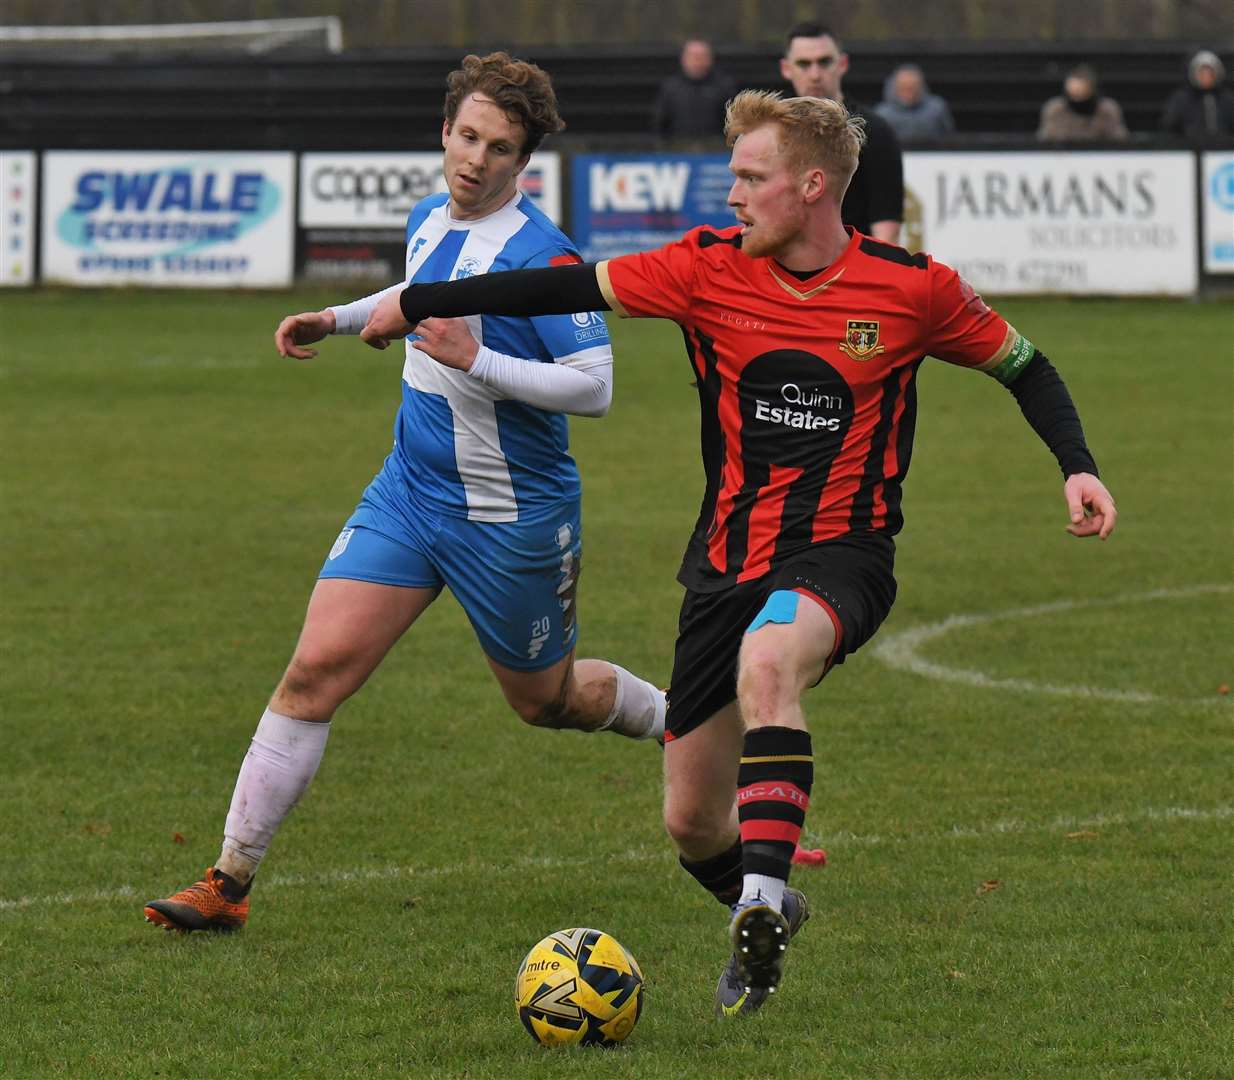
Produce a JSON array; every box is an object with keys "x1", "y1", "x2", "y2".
[{"x1": 664, "y1": 534, "x2": 897, "y2": 741}]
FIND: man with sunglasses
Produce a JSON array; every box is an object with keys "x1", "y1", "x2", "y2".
[{"x1": 781, "y1": 22, "x2": 904, "y2": 243}]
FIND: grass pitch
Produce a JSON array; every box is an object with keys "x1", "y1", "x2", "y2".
[{"x1": 1, "y1": 290, "x2": 1231, "y2": 1078}]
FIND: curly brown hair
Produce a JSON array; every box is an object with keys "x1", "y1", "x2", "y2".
[{"x1": 443, "y1": 52, "x2": 565, "y2": 156}]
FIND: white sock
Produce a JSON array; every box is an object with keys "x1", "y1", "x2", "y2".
[
  {"x1": 217, "y1": 708, "x2": 331, "y2": 884},
  {"x1": 738, "y1": 874, "x2": 786, "y2": 913},
  {"x1": 596, "y1": 664, "x2": 666, "y2": 740}
]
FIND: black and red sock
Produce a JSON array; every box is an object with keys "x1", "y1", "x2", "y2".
[
  {"x1": 678, "y1": 837, "x2": 743, "y2": 906},
  {"x1": 737, "y1": 726, "x2": 813, "y2": 885}
]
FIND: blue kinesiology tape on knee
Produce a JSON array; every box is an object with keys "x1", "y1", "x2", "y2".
[{"x1": 745, "y1": 589, "x2": 800, "y2": 634}]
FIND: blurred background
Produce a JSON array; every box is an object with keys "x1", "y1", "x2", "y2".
[
  {"x1": 4, "y1": 0, "x2": 1234, "y2": 142},
  {"x1": 1, "y1": 1, "x2": 1232, "y2": 291},
  {"x1": 4, "y1": 0, "x2": 1233, "y2": 46}
]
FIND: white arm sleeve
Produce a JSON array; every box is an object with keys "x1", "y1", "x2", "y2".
[
  {"x1": 462, "y1": 343, "x2": 613, "y2": 417},
  {"x1": 328, "y1": 281, "x2": 406, "y2": 335}
]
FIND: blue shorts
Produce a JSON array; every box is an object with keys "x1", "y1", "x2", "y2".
[{"x1": 319, "y1": 472, "x2": 582, "y2": 672}]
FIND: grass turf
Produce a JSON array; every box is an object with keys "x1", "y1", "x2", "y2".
[{"x1": 0, "y1": 290, "x2": 1230, "y2": 1078}]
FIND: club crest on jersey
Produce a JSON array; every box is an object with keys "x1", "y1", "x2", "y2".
[
  {"x1": 838, "y1": 319, "x2": 885, "y2": 362},
  {"x1": 454, "y1": 256, "x2": 483, "y2": 279}
]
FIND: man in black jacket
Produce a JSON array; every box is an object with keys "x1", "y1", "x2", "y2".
[
  {"x1": 1161, "y1": 50, "x2": 1234, "y2": 137},
  {"x1": 653, "y1": 38, "x2": 737, "y2": 141},
  {"x1": 780, "y1": 21, "x2": 903, "y2": 243}
]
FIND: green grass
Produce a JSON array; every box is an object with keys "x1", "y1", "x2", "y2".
[{"x1": 1, "y1": 290, "x2": 1231, "y2": 1078}]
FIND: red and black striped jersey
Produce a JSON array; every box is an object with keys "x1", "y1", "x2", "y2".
[{"x1": 598, "y1": 225, "x2": 1032, "y2": 591}]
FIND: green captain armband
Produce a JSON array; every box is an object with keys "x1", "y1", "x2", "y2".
[{"x1": 987, "y1": 332, "x2": 1037, "y2": 386}]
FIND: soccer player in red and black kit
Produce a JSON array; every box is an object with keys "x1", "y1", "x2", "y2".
[{"x1": 360, "y1": 91, "x2": 1118, "y2": 1017}]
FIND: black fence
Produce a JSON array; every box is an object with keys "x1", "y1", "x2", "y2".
[{"x1": 1, "y1": 42, "x2": 1226, "y2": 151}]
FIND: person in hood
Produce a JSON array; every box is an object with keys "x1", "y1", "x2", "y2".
[
  {"x1": 1037, "y1": 64, "x2": 1128, "y2": 141},
  {"x1": 653, "y1": 38, "x2": 737, "y2": 141},
  {"x1": 1161, "y1": 50, "x2": 1234, "y2": 137},
  {"x1": 875, "y1": 63, "x2": 955, "y2": 141}
]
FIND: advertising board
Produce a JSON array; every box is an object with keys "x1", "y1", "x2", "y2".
[
  {"x1": 570, "y1": 154, "x2": 737, "y2": 261},
  {"x1": 298, "y1": 152, "x2": 561, "y2": 280},
  {"x1": 41, "y1": 151, "x2": 295, "y2": 287},
  {"x1": 903, "y1": 151, "x2": 1197, "y2": 295},
  {"x1": 1, "y1": 151, "x2": 37, "y2": 286},
  {"x1": 1201, "y1": 152, "x2": 1234, "y2": 275}
]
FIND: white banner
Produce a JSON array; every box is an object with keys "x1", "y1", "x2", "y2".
[
  {"x1": 1, "y1": 151, "x2": 37, "y2": 285},
  {"x1": 1201, "y1": 152, "x2": 1234, "y2": 275},
  {"x1": 903, "y1": 152, "x2": 1197, "y2": 295},
  {"x1": 41, "y1": 151, "x2": 294, "y2": 287},
  {"x1": 299, "y1": 151, "x2": 561, "y2": 227}
]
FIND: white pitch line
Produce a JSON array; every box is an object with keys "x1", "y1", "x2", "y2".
[
  {"x1": 871, "y1": 583, "x2": 1233, "y2": 705},
  {"x1": 0, "y1": 847, "x2": 666, "y2": 914},
  {"x1": 803, "y1": 802, "x2": 1234, "y2": 848},
  {"x1": 4, "y1": 803, "x2": 1231, "y2": 915},
  {"x1": 0, "y1": 884, "x2": 138, "y2": 912}
]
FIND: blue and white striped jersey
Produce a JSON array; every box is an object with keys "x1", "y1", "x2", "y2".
[{"x1": 393, "y1": 191, "x2": 612, "y2": 523}]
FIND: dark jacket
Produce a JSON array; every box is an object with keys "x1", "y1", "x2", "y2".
[
  {"x1": 1161, "y1": 50, "x2": 1234, "y2": 137},
  {"x1": 1161, "y1": 84, "x2": 1234, "y2": 136},
  {"x1": 841, "y1": 104, "x2": 904, "y2": 234},
  {"x1": 653, "y1": 70, "x2": 737, "y2": 140}
]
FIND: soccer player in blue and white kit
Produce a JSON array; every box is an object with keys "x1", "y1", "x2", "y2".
[{"x1": 144, "y1": 53, "x2": 666, "y2": 933}]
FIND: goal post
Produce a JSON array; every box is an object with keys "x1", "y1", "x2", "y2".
[{"x1": 0, "y1": 17, "x2": 344, "y2": 54}]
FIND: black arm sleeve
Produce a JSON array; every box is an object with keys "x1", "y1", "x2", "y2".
[
  {"x1": 1006, "y1": 351, "x2": 1099, "y2": 478},
  {"x1": 400, "y1": 263, "x2": 609, "y2": 325}
]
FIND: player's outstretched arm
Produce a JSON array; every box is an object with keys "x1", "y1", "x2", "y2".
[
  {"x1": 361, "y1": 263, "x2": 608, "y2": 349},
  {"x1": 410, "y1": 315, "x2": 613, "y2": 417},
  {"x1": 1000, "y1": 352, "x2": 1117, "y2": 541},
  {"x1": 322, "y1": 281, "x2": 409, "y2": 350},
  {"x1": 1063, "y1": 472, "x2": 1117, "y2": 540},
  {"x1": 274, "y1": 308, "x2": 336, "y2": 359}
]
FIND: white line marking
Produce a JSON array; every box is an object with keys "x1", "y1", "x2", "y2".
[
  {"x1": 871, "y1": 584, "x2": 1233, "y2": 705},
  {"x1": 0, "y1": 885, "x2": 138, "y2": 912},
  {"x1": 4, "y1": 803, "x2": 1230, "y2": 914},
  {"x1": 802, "y1": 802, "x2": 1234, "y2": 849},
  {"x1": 0, "y1": 847, "x2": 664, "y2": 914}
]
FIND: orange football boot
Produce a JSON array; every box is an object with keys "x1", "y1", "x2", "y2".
[{"x1": 144, "y1": 867, "x2": 250, "y2": 932}]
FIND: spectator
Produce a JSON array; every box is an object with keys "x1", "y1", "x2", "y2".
[
  {"x1": 780, "y1": 21, "x2": 903, "y2": 243},
  {"x1": 1037, "y1": 64, "x2": 1128, "y2": 141},
  {"x1": 1161, "y1": 50, "x2": 1234, "y2": 137},
  {"x1": 653, "y1": 38, "x2": 736, "y2": 141},
  {"x1": 876, "y1": 63, "x2": 955, "y2": 141}
]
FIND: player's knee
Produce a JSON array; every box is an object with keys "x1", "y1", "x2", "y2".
[
  {"x1": 505, "y1": 665, "x2": 597, "y2": 730},
  {"x1": 736, "y1": 646, "x2": 792, "y2": 712},
  {"x1": 510, "y1": 691, "x2": 575, "y2": 730},
  {"x1": 512, "y1": 698, "x2": 554, "y2": 728},
  {"x1": 664, "y1": 801, "x2": 727, "y2": 854},
  {"x1": 278, "y1": 646, "x2": 356, "y2": 703}
]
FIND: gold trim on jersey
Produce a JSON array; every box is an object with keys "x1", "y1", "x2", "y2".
[
  {"x1": 978, "y1": 324, "x2": 1019, "y2": 371},
  {"x1": 595, "y1": 260, "x2": 629, "y2": 318},
  {"x1": 766, "y1": 263, "x2": 846, "y2": 301}
]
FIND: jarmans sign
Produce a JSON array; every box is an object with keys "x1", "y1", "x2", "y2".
[{"x1": 903, "y1": 152, "x2": 1197, "y2": 295}]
